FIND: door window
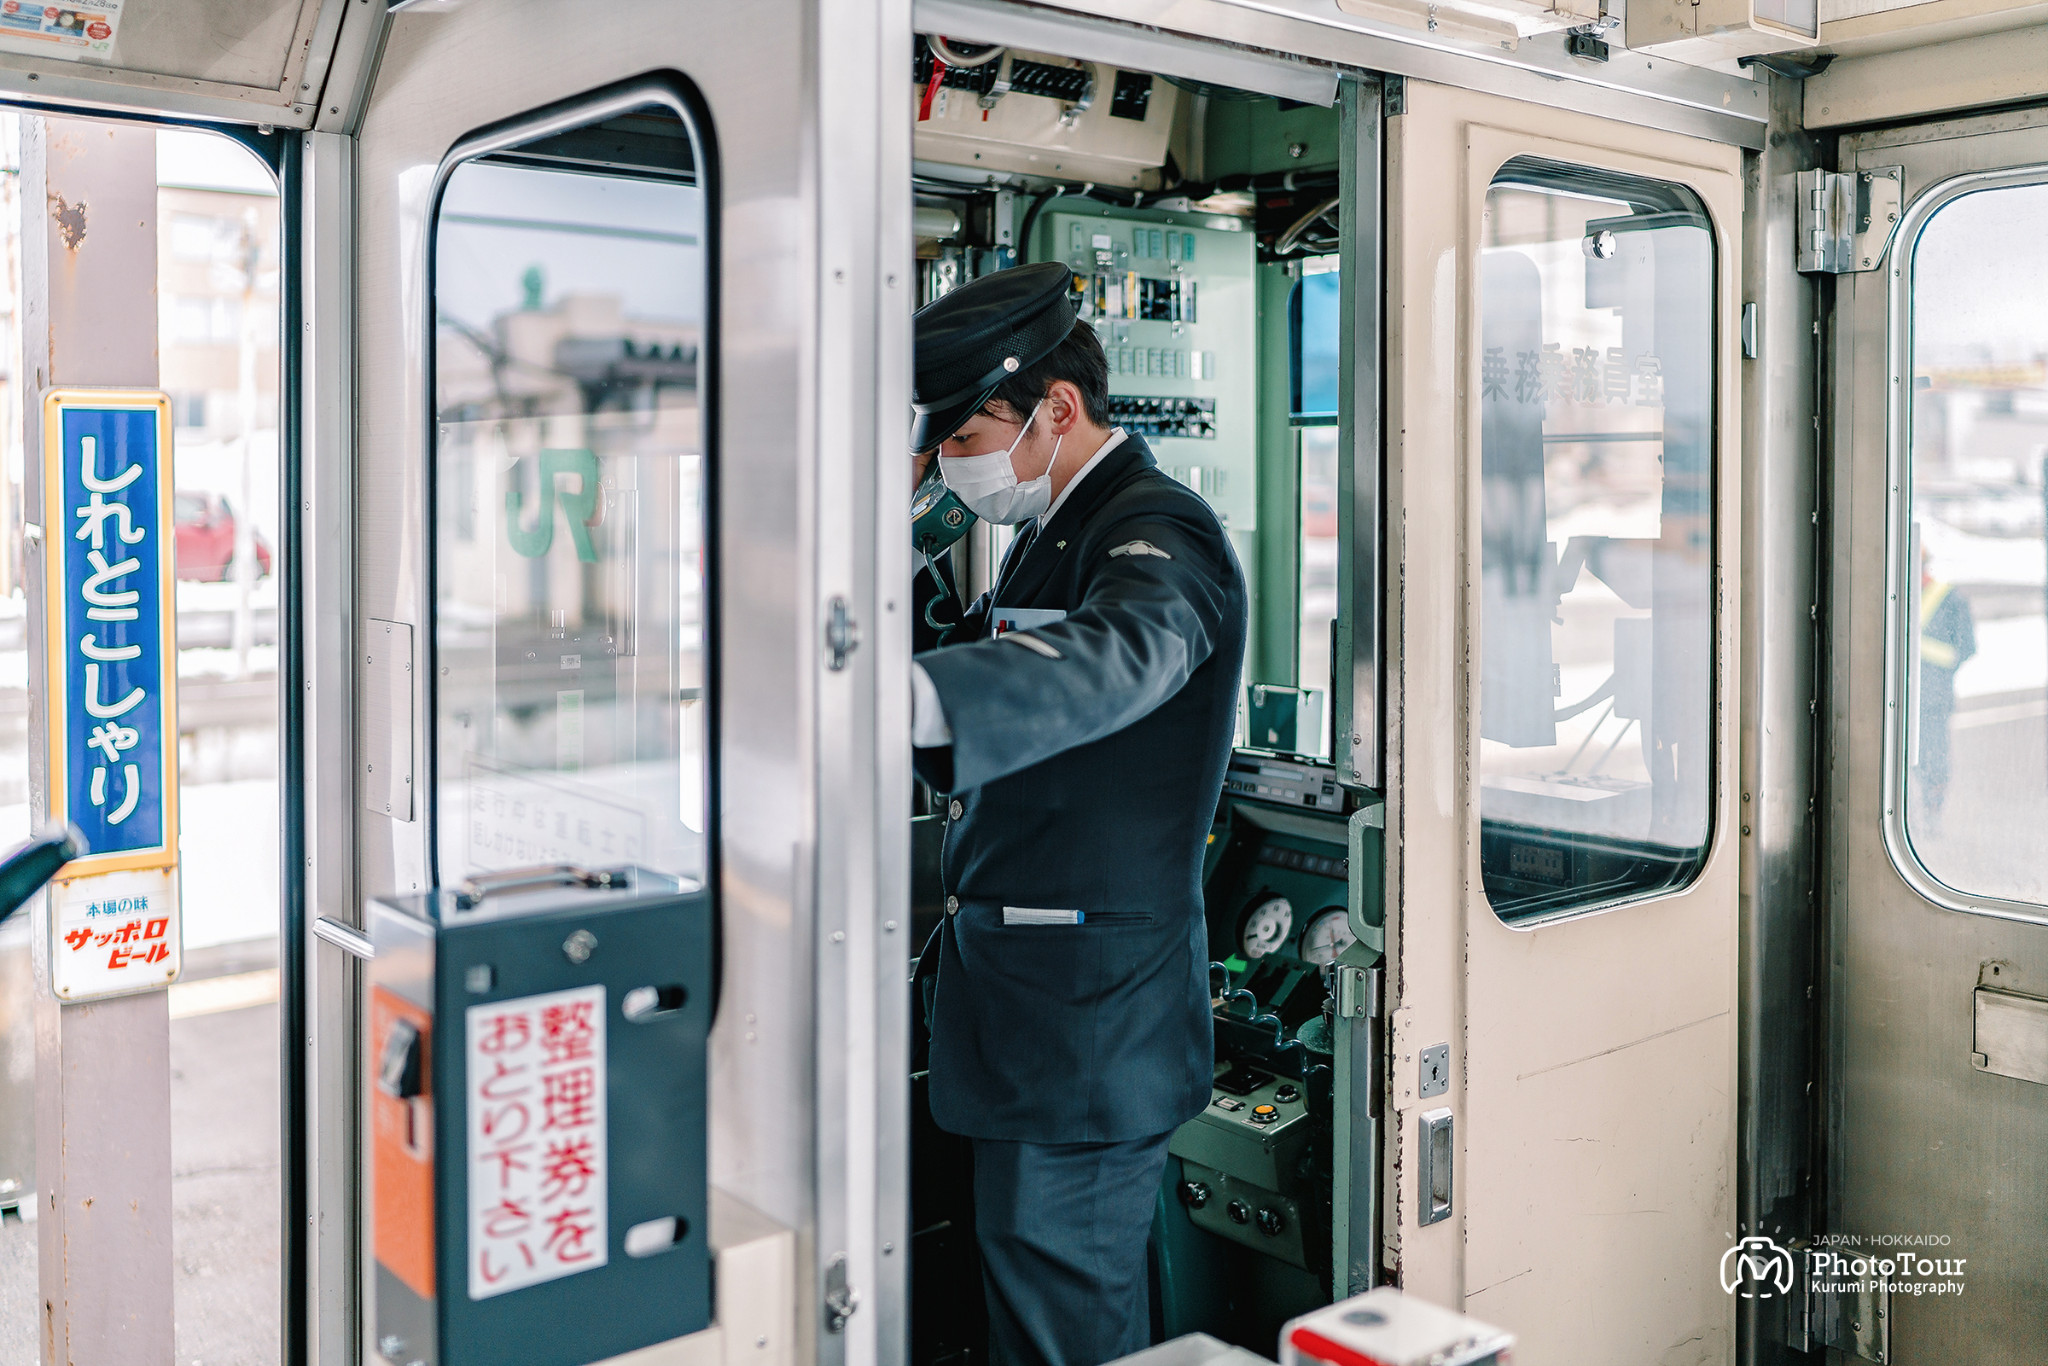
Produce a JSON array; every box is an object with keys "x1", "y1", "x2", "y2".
[
  {"x1": 1901, "y1": 180, "x2": 2048, "y2": 907},
  {"x1": 1476, "y1": 159, "x2": 1716, "y2": 925},
  {"x1": 431, "y1": 99, "x2": 711, "y2": 886}
]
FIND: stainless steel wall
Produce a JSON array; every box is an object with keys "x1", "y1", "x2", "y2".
[
  {"x1": 1735, "y1": 69, "x2": 1827, "y2": 1365},
  {"x1": 346, "y1": 4, "x2": 911, "y2": 1363}
]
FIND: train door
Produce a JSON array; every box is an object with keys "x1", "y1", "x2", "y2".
[
  {"x1": 1381, "y1": 81, "x2": 1743, "y2": 1361},
  {"x1": 326, "y1": 2, "x2": 908, "y2": 1362},
  {"x1": 1827, "y1": 108, "x2": 2048, "y2": 1359}
]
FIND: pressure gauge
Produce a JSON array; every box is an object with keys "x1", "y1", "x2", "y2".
[
  {"x1": 1299, "y1": 905, "x2": 1356, "y2": 967},
  {"x1": 1238, "y1": 896, "x2": 1294, "y2": 960}
]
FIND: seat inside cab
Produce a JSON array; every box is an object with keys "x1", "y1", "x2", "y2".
[{"x1": 902, "y1": 33, "x2": 1382, "y2": 1357}]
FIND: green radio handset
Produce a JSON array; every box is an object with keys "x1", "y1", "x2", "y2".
[
  {"x1": 912, "y1": 465, "x2": 975, "y2": 556},
  {"x1": 911, "y1": 466, "x2": 976, "y2": 645}
]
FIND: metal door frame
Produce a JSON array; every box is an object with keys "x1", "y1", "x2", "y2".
[
  {"x1": 0, "y1": 100, "x2": 319, "y2": 1365},
  {"x1": 1733, "y1": 69, "x2": 1827, "y2": 1366}
]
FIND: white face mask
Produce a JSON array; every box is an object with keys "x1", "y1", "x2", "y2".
[{"x1": 937, "y1": 401, "x2": 1063, "y2": 526}]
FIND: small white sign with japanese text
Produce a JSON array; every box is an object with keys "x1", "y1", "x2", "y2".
[
  {"x1": 466, "y1": 983, "x2": 608, "y2": 1299},
  {"x1": 48, "y1": 865, "x2": 180, "y2": 999}
]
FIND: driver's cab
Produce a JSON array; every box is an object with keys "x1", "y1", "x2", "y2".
[{"x1": 899, "y1": 34, "x2": 1385, "y2": 1353}]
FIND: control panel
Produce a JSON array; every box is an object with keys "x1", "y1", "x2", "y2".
[
  {"x1": 1225, "y1": 751, "x2": 1344, "y2": 812},
  {"x1": 1104, "y1": 395, "x2": 1216, "y2": 440},
  {"x1": 1170, "y1": 1061, "x2": 1316, "y2": 1269},
  {"x1": 1041, "y1": 206, "x2": 1257, "y2": 529}
]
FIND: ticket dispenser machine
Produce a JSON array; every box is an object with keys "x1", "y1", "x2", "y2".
[{"x1": 367, "y1": 867, "x2": 713, "y2": 1366}]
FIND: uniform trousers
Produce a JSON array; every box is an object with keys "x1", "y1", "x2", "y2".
[{"x1": 970, "y1": 1130, "x2": 1173, "y2": 1366}]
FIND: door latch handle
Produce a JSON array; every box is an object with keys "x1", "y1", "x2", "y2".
[
  {"x1": 823, "y1": 1252, "x2": 859, "y2": 1332},
  {"x1": 825, "y1": 596, "x2": 860, "y2": 671},
  {"x1": 1418, "y1": 1107, "x2": 1453, "y2": 1226}
]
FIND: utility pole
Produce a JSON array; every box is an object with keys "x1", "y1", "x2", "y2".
[
  {"x1": 232, "y1": 205, "x2": 259, "y2": 677},
  {"x1": 23, "y1": 116, "x2": 176, "y2": 1366}
]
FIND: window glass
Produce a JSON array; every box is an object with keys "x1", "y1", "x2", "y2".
[
  {"x1": 1904, "y1": 183, "x2": 2048, "y2": 906},
  {"x1": 432, "y1": 104, "x2": 708, "y2": 886},
  {"x1": 1478, "y1": 159, "x2": 1715, "y2": 924},
  {"x1": 1297, "y1": 424, "x2": 1339, "y2": 747}
]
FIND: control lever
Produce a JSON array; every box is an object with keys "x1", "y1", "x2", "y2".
[
  {"x1": 376, "y1": 1017, "x2": 425, "y2": 1099},
  {"x1": 0, "y1": 824, "x2": 85, "y2": 925}
]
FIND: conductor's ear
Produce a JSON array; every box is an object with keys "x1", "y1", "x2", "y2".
[{"x1": 1044, "y1": 380, "x2": 1084, "y2": 435}]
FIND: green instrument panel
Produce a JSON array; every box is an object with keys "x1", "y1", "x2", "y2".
[{"x1": 1039, "y1": 207, "x2": 1258, "y2": 531}]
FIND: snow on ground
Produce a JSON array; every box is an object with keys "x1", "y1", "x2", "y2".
[
  {"x1": 178, "y1": 645, "x2": 279, "y2": 678},
  {"x1": 0, "y1": 778, "x2": 280, "y2": 950}
]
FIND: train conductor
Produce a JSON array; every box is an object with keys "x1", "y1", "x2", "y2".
[{"x1": 908, "y1": 262, "x2": 1248, "y2": 1366}]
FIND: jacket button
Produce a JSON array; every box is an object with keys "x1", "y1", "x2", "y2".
[
  {"x1": 948, "y1": 800, "x2": 963, "y2": 820},
  {"x1": 945, "y1": 896, "x2": 959, "y2": 916}
]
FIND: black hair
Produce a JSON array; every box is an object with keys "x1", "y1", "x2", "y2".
[{"x1": 983, "y1": 320, "x2": 1110, "y2": 428}]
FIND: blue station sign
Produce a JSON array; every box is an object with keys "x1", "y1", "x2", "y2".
[{"x1": 42, "y1": 390, "x2": 179, "y2": 876}]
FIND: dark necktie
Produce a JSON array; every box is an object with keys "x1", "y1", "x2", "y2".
[{"x1": 991, "y1": 521, "x2": 1040, "y2": 604}]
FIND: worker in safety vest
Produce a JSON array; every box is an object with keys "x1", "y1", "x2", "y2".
[
  {"x1": 1917, "y1": 557, "x2": 1976, "y2": 819},
  {"x1": 906, "y1": 262, "x2": 1247, "y2": 1366}
]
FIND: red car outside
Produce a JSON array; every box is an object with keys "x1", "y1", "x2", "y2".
[{"x1": 173, "y1": 490, "x2": 272, "y2": 582}]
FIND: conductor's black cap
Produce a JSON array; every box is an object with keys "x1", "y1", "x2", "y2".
[{"x1": 911, "y1": 262, "x2": 1077, "y2": 452}]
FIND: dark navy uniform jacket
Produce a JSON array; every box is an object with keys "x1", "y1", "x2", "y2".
[{"x1": 915, "y1": 433, "x2": 1247, "y2": 1144}]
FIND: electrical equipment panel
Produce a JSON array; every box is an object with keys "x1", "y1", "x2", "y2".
[
  {"x1": 1626, "y1": 0, "x2": 1816, "y2": 65},
  {"x1": 1225, "y1": 751, "x2": 1344, "y2": 813},
  {"x1": 1043, "y1": 206, "x2": 1258, "y2": 530},
  {"x1": 1171, "y1": 1063, "x2": 1317, "y2": 1268},
  {"x1": 912, "y1": 46, "x2": 1180, "y2": 188}
]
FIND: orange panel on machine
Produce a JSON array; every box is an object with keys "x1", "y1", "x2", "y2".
[{"x1": 371, "y1": 985, "x2": 436, "y2": 1300}]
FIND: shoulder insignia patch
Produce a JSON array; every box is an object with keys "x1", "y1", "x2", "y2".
[
  {"x1": 1108, "y1": 539, "x2": 1172, "y2": 560},
  {"x1": 1002, "y1": 632, "x2": 1063, "y2": 659}
]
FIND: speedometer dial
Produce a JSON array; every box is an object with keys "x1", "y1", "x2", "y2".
[
  {"x1": 1299, "y1": 906, "x2": 1356, "y2": 967},
  {"x1": 1238, "y1": 896, "x2": 1294, "y2": 960}
]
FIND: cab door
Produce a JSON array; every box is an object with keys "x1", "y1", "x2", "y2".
[
  {"x1": 1827, "y1": 107, "x2": 2048, "y2": 1360},
  {"x1": 1382, "y1": 81, "x2": 1743, "y2": 1361},
  {"x1": 327, "y1": 1, "x2": 909, "y2": 1361}
]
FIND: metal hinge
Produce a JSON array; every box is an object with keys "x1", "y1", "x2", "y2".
[
  {"x1": 1779, "y1": 1244, "x2": 1891, "y2": 1362},
  {"x1": 824, "y1": 1253, "x2": 859, "y2": 1333},
  {"x1": 1796, "y1": 168, "x2": 1903, "y2": 275},
  {"x1": 1335, "y1": 963, "x2": 1382, "y2": 1019},
  {"x1": 824, "y1": 596, "x2": 860, "y2": 671}
]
